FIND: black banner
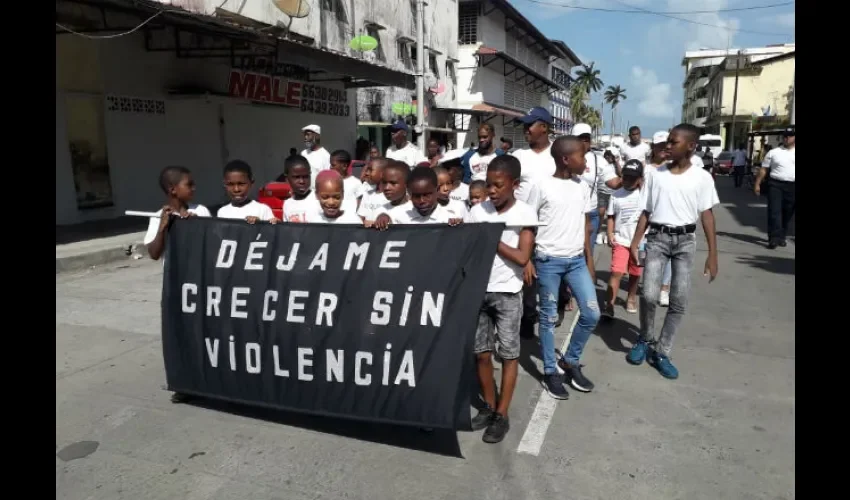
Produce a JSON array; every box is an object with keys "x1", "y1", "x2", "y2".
[{"x1": 162, "y1": 218, "x2": 503, "y2": 430}]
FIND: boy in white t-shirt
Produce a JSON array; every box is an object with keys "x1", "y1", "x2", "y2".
[
  {"x1": 216, "y1": 160, "x2": 278, "y2": 223},
  {"x1": 464, "y1": 155, "x2": 537, "y2": 444},
  {"x1": 604, "y1": 159, "x2": 645, "y2": 316},
  {"x1": 373, "y1": 167, "x2": 463, "y2": 228},
  {"x1": 306, "y1": 170, "x2": 363, "y2": 224},
  {"x1": 528, "y1": 136, "x2": 601, "y2": 400},
  {"x1": 357, "y1": 157, "x2": 389, "y2": 225},
  {"x1": 329, "y1": 149, "x2": 362, "y2": 214},
  {"x1": 144, "y1": 166, "x2": 212, "y2": 261},
  {"x1": 434, "y1": 166, "x2": 469, "y2": 219},
  {"x1": 281, "y1": 155, "x2": 322, "y2": 223},
  {"x1": 628, "y1": 124, "x2": 719, "y2": 380}
]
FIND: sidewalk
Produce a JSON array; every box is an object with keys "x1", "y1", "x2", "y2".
[{"x1": 55, "y1": 217, "x2": 149, "y2": 274}]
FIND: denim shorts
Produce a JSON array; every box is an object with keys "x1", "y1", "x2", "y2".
[{"x1": 474, "y1": 291, "x2": 523, "y2": 359}]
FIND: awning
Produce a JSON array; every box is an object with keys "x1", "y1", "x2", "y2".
[
  {"x1": 475, "y1": 46, "x2": 566, "y2": 92},
  {"x1": 433, "y1": 102, "x2": 526, "y2": 128},
  {"x1": 58, "y1": 0, "x2": 416, "y2": 90}
]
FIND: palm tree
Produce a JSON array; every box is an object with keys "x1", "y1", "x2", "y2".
[
  {"x1": 603, "y1": 85, "x2": 627, "y2": 139},
  {"x1": 569, "y1": 62, "x2": 604, "y2": 135},
  {"x1": 575, "y1": 63, "x2": 604, "y2": 94}
]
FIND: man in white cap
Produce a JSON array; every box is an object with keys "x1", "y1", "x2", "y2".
[{"x1": 300, "y1": 125, "x2": 331, "y2": 179}]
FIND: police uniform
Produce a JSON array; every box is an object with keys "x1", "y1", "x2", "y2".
[{"x1": 762, "y1": 126, "x2": 796, "y2": 248}]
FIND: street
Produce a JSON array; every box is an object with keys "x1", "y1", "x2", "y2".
[{"x1": 56, "y1": 177, "x2": 794, "y2": 500}]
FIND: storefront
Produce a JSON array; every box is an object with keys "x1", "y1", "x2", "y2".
[{"x1": 55, "y1": 0, "x2": 412, "y2": 226}]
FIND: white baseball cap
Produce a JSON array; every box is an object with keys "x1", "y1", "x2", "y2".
[
  {"x1": 652, "y1": 131, "x2": 669, "y2": 144},
  {"x1": 302, "y1": 124, "x2": 321, "y2": 134},
  {"x1": 572, "y1": 123, "x2": 593, "y2": 137}
]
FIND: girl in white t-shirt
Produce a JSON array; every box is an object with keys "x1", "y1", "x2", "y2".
[
  {"x1": 307, "y1": 170, "x2": 363, "y2": 224},
  {"x1": 145, "y1": 166, "x2": 211, "y2": 261}
]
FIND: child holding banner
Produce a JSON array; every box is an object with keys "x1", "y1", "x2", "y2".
[
  {"x1": 434, "y1": 166, "x2": 469, "y2": 219},
  {"x1": 307, "y1": 170, "x2": 362, "y2": 224},
  {"x1": 144, "y1": 166, "x2": 211, "y2": 261},
  {"x1": 217, "y1": 160, "x2": 279, "y2": 224},
  {"x1": 357, "y1": 157, "x2": 389, "y2": 226},
  {"x1": 281, "y1": 155, "x2": 322, "y2": 223},
  {"x1": 373, "y1": 167, "x2": 463, "y2": 228},
  {"x1": 329, "y1": 149, "x2": 361, "y2": 214},
  {"x1": 373, "y1": 161, "x2": 411, "y2": 216},
  {"x1": 464, "y1": 155, "x2": 537, "y2": 444}
]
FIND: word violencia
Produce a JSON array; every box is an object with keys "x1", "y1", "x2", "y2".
[
  {"x1": 203, "y1": 337, "x2": 416, "y2": 387},
  {"x1": 178, "y1": 238, "x2": 446, "y2": 326}
]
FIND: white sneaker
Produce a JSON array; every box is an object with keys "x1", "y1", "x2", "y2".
[
  {"x1": 596, "y1": 233, "x2": 605, "y2": 245},
  {"x1": 659, "y1": 290, "x2": 670, "y2": 307}
]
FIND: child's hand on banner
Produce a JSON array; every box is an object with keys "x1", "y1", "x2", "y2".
[
  {"x1": 245, "y1": 216, "x2": 260, "y2": 224},
  {"x1": 269, "y1": 217, "x2": 281, "y2": 224},
  {"x1": 159, "y1": 206, "x2": 174, "y2": 231},
  {"x1": 373, "y1": 214, "x2": 391, "y2": 231},
  {"x1": 448, "y1": 218, "x2": 463, "y2": 226}
]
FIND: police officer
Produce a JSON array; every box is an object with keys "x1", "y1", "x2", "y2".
[{"x1": 754, "y1": 126, "x2": 795, "y2": 249}]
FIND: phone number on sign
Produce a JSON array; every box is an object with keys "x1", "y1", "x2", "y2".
[{"x1": 301, "y1": 99, "x2": 350, "y2": 117}]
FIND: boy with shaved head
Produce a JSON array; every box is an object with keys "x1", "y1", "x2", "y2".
[{"x1": 307, "y1": 170, "x2": 363, "y2": 224}]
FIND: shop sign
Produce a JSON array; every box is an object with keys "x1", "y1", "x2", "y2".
[{"x1": 228, "y1": 70, "x2": 351, "y2": 117}]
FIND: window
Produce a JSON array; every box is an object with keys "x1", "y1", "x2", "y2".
[
  {"x1": 429, "y1": 53, "x2": 439, "y2": 77},
  {"x1": 446, "y1": 61, "x2": 457, "y2": 83},
  {"x1": 397, "y1": 40, "x2": 414, "y2": 70},
  {"x1": 321, "y1": 0, "x2": 348, "y2": 22},
  {"x1": 459, "y1": 3, "x2": 478, "y2": 44},
  {"x1": 65, "y1": 95, "x2": 114, "y2": 209},
  {"x1": 366, "y1": 25, "x2": 386, "y2": 62}
]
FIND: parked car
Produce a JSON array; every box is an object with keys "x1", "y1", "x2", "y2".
[{"x1": 714, "y1": 151, "x2": 734, "y2": 175}]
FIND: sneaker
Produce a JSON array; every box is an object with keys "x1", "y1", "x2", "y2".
[
  {"x1": 541, "y1": 374, "x2": 569, "y2": 400},
  {"x1": 659, "y1": 290, "x2": 670, "y2": 307},
  {"x1": 170, "y1": 392, "x2": 192, "y2": 404},
  {"x1": 627, "y1": 339, "x2": 649, "y2": 365},
  {"x1": 471, "y1": 406, "x2": 495, "y2": 431},
  {"x1": 648, "y1": 351, "x2": 679, "y2": 380},
  {"x1": 482, "y1": 413, "x2": 510, "y2": 444},
  {"x1": 558, "y1": 361, "x2": 594, "y2": 392}
]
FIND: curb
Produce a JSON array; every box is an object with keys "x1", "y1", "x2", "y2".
[{"x1": 56, "y1": 242, "x2": 148, "y2": 274}]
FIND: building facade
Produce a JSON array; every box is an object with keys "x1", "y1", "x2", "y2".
[
  {"x1": 549, "y1": 40, "x2": 580, "y2": 136},
  {"x1": 680, "y1": 44, "x2": 795, "y2": 134},
  {"x1": 56, "y1": 0, "x2": 418, "y2": 226},
  {"x1": 354, "y1": 0, "x2": 459, "y2": 155},
  {"x1": 448, "y1": 0, "x2": 577, "y2": 149},
  {"x1": 704, "y1": 51, "x2": 795, "y2": 150}
]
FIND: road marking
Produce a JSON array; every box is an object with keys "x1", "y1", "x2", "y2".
[{"x1": 516, "y1": 310, "x2": 580, "y2": 456}]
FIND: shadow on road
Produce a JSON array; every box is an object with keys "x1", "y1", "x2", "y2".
[
  {"x1": 595, "y1": 316, "x2": 640, "y2": 354},
  {"x1": 716, "y1": 176, "x2": 795, "y2": 237},
  {"x1": 716, "y1": 230, "x2": 768, "y2": 247},
  {"x1": 181, "y1": 397, "x2": 464, "y2": 458},
  {"x1": 736, "y1": 254, "x2": 795, "y2": 276}
]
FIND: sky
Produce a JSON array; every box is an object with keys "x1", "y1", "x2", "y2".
[{"x1": 510, "y1": 0, "x2": 796, "y2": 135}]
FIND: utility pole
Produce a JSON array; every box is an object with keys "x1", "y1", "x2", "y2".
[
  {"x1": 415, "y1": 0, "x2": 426, "y2": 151},
  {"x1": 728, "y1": 49, "x2": 742, "y2": 151}
]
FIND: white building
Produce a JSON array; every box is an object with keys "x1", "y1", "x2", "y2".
[
  {"x1": 549, "y1": 39, "x2": 580, "y2": 136},
  {"x1": 56, "y1": 0, "x2": 418, "y2": 226},
  {"x1": 444, "y1": 0, "x2": 578, "y2": 150},
  {"x1": 354, "y1": 0, "x2": 459, "y2": 155},
  {"x1": 681, "y1": 43, "x2": 795, "y2": 132}
]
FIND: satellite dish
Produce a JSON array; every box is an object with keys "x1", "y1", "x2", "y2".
[
  {"x1": 272, "y1": 0, "x2": 311, "y2": 18},
  {"x1": 428, "y1": 81, "x2": 446, "y2": 94}
]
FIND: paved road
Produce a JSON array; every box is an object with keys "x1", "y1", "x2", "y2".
[{"x1": 56, "y1": 177, "x2": 794, "y2": 500}]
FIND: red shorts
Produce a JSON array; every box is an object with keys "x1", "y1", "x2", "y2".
[{"x1": 611, "y1": 244, "x2": 642, "y2": 277}]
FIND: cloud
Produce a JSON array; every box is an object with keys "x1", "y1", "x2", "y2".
[
  {"x1": 771, "y1": 12, "x2": 795, "y2": 29},
  {"x1": 631, "y1": 66, "x2": 675, "y2": 118},
  {"x1": 646, "y1": 0, "x2": 741, "y2": 55}
]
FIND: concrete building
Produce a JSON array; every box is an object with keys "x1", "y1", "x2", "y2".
[
  {"x1": 354, "y1": 0, "x2": 459, "y2": 155},
  {"x1": 704, "y1": 50, "x2": 795, "y2": 150},
  {"x1": 444, "y1": 0, "x2": 579, "y2": 150},
  {"x1": 549, "y1": 39, "x2": 579, "y2": 136},
  {"x1": 55, "y1": 0, "x2": 420, "y2": 226},
  {"x1": 680, "y1": 43, "x2": 794, "y2": 133}
]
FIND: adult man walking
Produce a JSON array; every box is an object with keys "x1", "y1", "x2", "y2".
[
  {"x1": 300, "y1": 125, "x2": 331, "y2": 179},
  {"x1": 754, "y1": 127, "x2": 795, "y2": 249},
  {"x1": 386, "y1": 120, "x2": 427, "y2": 167},
  {"x1": 732, "y1": 144, "x2": 748, "y2": 188}
]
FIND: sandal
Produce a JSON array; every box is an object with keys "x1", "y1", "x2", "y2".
[{"x1": 626, "y1": 298, "x2": 638, "y2": 314}]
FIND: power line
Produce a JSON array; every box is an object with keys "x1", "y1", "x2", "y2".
[{"x1": 521, "y1": 0, "x2": 794, "y2": 37}]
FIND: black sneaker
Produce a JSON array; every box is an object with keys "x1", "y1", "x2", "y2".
[
  {"x1": 471, "y1": 406, "x2": 495, "y2": 431},
  {"x1": 558, "y1": 360, "x2": 595, "y2": 392},
  {"x1": 778, "y1": 239, "x2": 787, "y2": 247},
  {"x1": 170, "y1": 392, "x2": 192, "y2": 404},
  {"x1": 541, "y1": 374, "x2": 569, "y2": 400},
  {"x1": 482, "y1": 413, "x2": 510, "y2": 444}
]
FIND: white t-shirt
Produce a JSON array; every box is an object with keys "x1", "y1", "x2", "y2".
[
  {"x1": 607, "y1": 187, "x2": 644, "y2": 247},
  {"x1": 386, "y1": 201, "x2": 453, "y2": 224},
  {"x1": 357, "y1": 188, "x2": 389, "y2": 220},
  {"x1": 762, "y1": 146, "x2": 795, "y2": 182},
  {"x1": 534, "y1": 176, "x2": 594, "y2": 259},
  {"x1": 450, "y1": 183, "x2": 470, "y2": 203},
  {"x1": 438, "y1": 198, "x2": 469, "y2": 219},
  {"x1": 143, "y1": 204, "x2": 211, "y2": 246},
  {"x1": 342, "y1": 175, "x2": 362, "y2": 212},
  {"x1": 642, "y1": 165, "x2": 719, "y2": 227},
  {"x1": 354, "y1": 180, "x2": 371, "y2": 199},
  {"x1": 619, "y1": 142, "x2": 651, "y2": 164},
  {"x1": 511, "y1": 144, "x2": 555, "y2": 208},
  {"x1": 217, "y1": 200, "x2": 275, "y2": 221},
  {"x1": 306, "y1": 210, "x2": 363, "y2": 224},
  {"x1": 581, "y1": 151, "x2": 618, "y2": 207},
  {"x1": 300, "y1": 146, "x2": 331, "y2": 179},
  {"x1": 469, "y1": 151, "x2": 498, "y2": 182},
  {"x1": 386, "y1": 142, "x2": 427, "y2": 168},
  {"x1": 691, "y1": 154, "x2": 705, "y2": 169},
  {"x1": 282, "y1": 193, "x2": 322, "y2": 223},
  {"x1": 597, "y1": 160, "x2": 619, "y2": 196},
  {"x1": 466, "y1": 199, "x2": 538, "y2": 293}
]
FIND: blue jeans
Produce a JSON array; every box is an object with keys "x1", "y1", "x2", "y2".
[
  {"x1": 588, "y1": 210, "x2": 600, "y2": 253},
  {"x1": 535, "y1": 254, "x2": 601, "y2": 374},
  {"x1": 663, "y1": 260, "x2": 672, "y2": 286}
]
